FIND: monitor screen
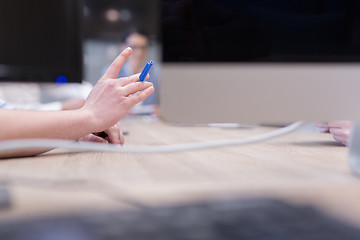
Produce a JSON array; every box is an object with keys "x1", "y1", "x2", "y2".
[
  {"x1": 0, "y1": 0, "x2": 83, "y2": 83},
  {"x1": 162, "y1": 0, "x2": 360, "y2": 62},
  {"x1": 159, "y1": 0, "x2": 360, "y2": 124}
]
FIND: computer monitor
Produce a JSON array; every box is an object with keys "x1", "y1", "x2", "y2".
[
  {"x1": 159, "y1": 0, "x2": 360, "y2": 124},
  {"x1": 0, "y1": 0, "x2": 83, "y2": 83}
]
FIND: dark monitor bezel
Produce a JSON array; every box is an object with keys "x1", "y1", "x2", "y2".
[{"x1": 0, "y1": 0, "x2": 83, "y2": 83}]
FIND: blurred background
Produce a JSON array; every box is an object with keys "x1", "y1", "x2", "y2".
[
  {"x1": 0, "y1": 0, "x2": 160, "y2": 113},
  {"x1": 83, "y1": 0, "x2": 160, "y2": 85}
]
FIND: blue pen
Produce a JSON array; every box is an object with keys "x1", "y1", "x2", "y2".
[{"x1": 139, "y1": 60, "x2": 154, "y2": 82}]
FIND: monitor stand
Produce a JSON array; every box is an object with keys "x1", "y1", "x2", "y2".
[{"x1": 348, "y1": 124, "x2": 360, "y2": 176}]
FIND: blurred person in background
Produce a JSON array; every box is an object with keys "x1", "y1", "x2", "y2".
[{"x1": 104, "y1": 28, "x2": 160, "y2": 116}]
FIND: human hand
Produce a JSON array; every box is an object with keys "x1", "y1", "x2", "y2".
[
  {"x1": 316, "y1": 121, "x2": 352, "y2": 146},
  {"x1": 79, "y1": 123, "x2": 124, "y2": 144},
  {"x1": 82, "y1": 47, "x2": 154, "y2": 133},
  {"x1": 328, "y1": 121, "x2": 351, "y2": 146}
]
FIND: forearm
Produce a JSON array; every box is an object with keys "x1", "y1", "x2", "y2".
[
  {"x1": 0, "y1": 148, "x2": 51, "y2": 159},
  {"x1": 0, "y1": 109, "x2": 94, "y2": 141}
]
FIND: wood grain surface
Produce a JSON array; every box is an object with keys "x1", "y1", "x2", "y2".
[{"x1": 0, "y1": 118, "x2": 359, "y2": 227}]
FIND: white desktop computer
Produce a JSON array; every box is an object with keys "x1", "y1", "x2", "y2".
[{"x1": 159, "y1": 0, "x2": 360, "y2": 174}]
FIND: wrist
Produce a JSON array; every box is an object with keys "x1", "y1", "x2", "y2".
[{"x1": 76, "y1": 107, "x2": 105, "y2": 134}]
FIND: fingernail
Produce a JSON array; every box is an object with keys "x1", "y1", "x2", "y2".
[{"x1": 126, "y1": 47, "x2": 132, "y2": 51}]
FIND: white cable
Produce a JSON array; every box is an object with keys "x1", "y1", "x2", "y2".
[{"x1": 0, "y1": 121, "x2": 307, "y2": 153}]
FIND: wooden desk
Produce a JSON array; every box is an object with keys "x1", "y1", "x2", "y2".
[{"x1": 0, "y1": 118, "x2": 359, "y2": 227}]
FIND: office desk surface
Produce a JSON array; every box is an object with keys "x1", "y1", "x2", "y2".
[{"x1": 0, "y1": 119, "x2": 359, "y2": 226}]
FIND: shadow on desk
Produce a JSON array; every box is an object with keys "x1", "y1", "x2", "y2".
[{"x1": 290, "y1": 141, "x2": 345, "y2": 147}]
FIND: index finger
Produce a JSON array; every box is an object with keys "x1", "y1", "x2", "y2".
[
  {"x1": 328, "y1": 121, "x2": 352, "y2": 129},
  {"x1": 314, "y1": 122, "x2": 329, "y2": 132},
  {"x1": 102, "y1": 47, "x2": 132, "y2": 79}
]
